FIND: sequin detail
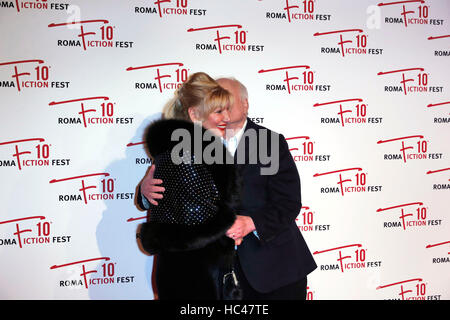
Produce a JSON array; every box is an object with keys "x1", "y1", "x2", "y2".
[{"x1": 149, "y1": 149, "x2": 220, "y2": 226}]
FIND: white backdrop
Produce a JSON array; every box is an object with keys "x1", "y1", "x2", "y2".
[{"x1": 0, "y1": 0, "x2": 449, "y2": 300}]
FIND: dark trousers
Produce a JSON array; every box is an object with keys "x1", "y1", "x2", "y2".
[{"x1": 235, "y1": 256, "x2": 307, "y2": 300}]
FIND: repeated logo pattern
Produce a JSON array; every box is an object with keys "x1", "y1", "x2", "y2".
[{"x1": 0, "y1": 0, "x2": 449, "y2": 300}]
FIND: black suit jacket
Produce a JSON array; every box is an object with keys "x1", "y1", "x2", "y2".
[{"x1": 234, "y1": 119, "x2": 316, "y2": 293}]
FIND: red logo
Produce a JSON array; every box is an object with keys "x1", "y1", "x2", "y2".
[
  {"x1": 313, "y1": 243, "x2": 379, "y2": 273},
  {"x1": 0, "y1": 216, "x2": 57, "y2": 248},
  {"x1": 296, "y1": 206, "x2": 330, "y2": 232},
  {"x1": 265, "y1": 0, "x2": 331, "y2": 23},
  {"x1": 313, "y1": 98, "x2": 382, "y2": 126},
  {"x1": 313, "y1": 167, "x2": 371, "y2": 196},
  {"x1": 49, "y1": 96, "x2": 132, "y2": 127},
  {"x1": 49, "y1": 173, "x2": 134, "y2": 203},
  {"x1": 0, "y1": 59, "x2": 48, "y2": 92},
  {"x1": 282, "y1": 0, "x2": 319, "y2": 22},
  {"x1": 126, "y1": 62, "x2": 187, "y2": 92},
  {"x1": 10, "y1": 0, "x2": 69, "y2": 12},
  {"x1": 377, "y1": 278, "x2": 427, "y2": 300},
  {"x1": 377, "y1": 202, "x2": 432, "y2": 230},
  {"x1": 258, "y1": 65, "x2": 326, "y2": 94},
  {"x1": 377, "y1": 135, "x2": 428, "y2": 162},
  {"x1": 287, "y1": 136, "x2": 311, "y2": 160},
  {"x1": 314, "y1": 28, "x2": 373, "y2": 57},
  {"x1": 50, "y1": 257, "x2": 112, "y2": 289},
  {"x1": 378, "y1": 0, "x2": 431, "y2": 28},
  {"x1": 149, "y1": 0, "x2": 206, "y2": 17},
  {"x1": 50, "y1": 257, "x2": 135, "y2": 289},
  {"x1": 286, "y1": 136, "x2": 331, "y2": 162},
  {"x1": 377, "y1": 67, "x2": 430, "y2": 95},
  {"x1": 155, "y1": 0, "x2": 183, "y2": 17},
  {"x1": 0, "y1": 138, "x2": 58, "y2": 170},
  {"x1": 187, "y1": 24, "x2": 259, "y2": 53},
  {"x1": 49, "y1": 19, "x2": 133, "y2": 50},
  {"x1": 0, "y1": 59, "x2": 69, "y2": 91},
  {"x1": 49, "y1": 172, "x2": 113, "y2": 204}
]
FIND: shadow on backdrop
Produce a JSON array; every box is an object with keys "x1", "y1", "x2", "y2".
[{"x1": 89, "y1": 113, "x2": 161, "y2": 299}]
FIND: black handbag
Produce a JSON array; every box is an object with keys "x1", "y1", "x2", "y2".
[{"x1": 222, "y1": 251, "x2": 243, "y2": 300}]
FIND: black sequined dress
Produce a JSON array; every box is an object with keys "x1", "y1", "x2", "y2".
[{"x1": 138, "y1": 119, "x2": 242, "y2": 300}]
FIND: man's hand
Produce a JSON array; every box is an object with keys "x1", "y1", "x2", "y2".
[
  {"x1": 226, "y1": 215, "x2": 255, "y2": 245},
  {"x1": 141, "y1": 165, "x2": 165, "y2": 205}
]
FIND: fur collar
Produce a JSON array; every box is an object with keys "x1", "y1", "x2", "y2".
[
  {"x1": 145, "y1": 118, "x2": 227, "y2": 159},
  {"x1": 139, "y1": 118, "x2": 242, "y2": 254}
]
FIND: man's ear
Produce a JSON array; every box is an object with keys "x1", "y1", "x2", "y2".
[{"x1": 243, "y1": 98, "x2": 249, "y2": 115}]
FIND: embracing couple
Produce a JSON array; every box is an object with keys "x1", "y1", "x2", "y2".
[{"x1": 136, "y1": 72, "x2": 316, "y2": 300}]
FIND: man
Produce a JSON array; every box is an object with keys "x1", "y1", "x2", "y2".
[{"x1": 137, "y1": 77, "x2": 316, "y2": 299}]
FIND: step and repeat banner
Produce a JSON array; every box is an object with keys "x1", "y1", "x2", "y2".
[{"x1": 0, "y1": 0, "x2": 449, "y2": 300}]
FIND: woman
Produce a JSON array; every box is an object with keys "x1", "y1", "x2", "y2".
[{"x1": 138, "y1": 72, "x2": 242, "y2": 300}]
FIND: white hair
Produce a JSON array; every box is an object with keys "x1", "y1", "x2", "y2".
[{"x1": 216, "y1": 77, "x2": 248, "y2": 101}]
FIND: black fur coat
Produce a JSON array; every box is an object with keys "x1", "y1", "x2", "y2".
[{"x1": 139, "y1": 119, "x2": 242, "y2": 300}]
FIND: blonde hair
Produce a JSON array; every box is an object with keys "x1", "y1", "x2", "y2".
[{"x1": 162, "y1": 72, "x2": 232, "y2": 121}]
